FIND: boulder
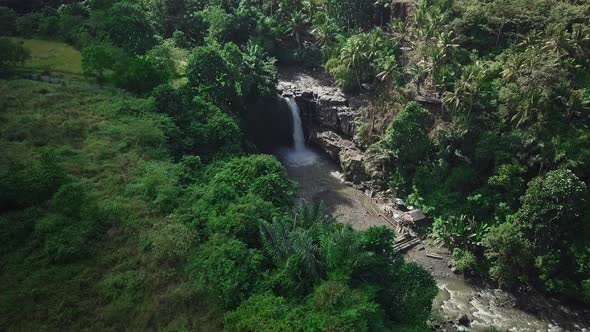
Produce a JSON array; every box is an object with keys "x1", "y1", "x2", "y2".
[
  {"x1": 458, "y1": 314, "x2": 471, "y2": 327},
  {"x1": 340, "y1": 147, "x2": 368, "y2": 183},
  {"x1": 313, "y1": 131, "x2": 368, "y2": 183}
]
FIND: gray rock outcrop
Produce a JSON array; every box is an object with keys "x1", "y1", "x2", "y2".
[
  {"x1": 311, "y1": 131, "x2": 368, "y2": 183},
  {"x1": 278, "y1": 81, "x2": 358, "y2": 139}
]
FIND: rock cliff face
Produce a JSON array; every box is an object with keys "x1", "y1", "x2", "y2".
[
  {"x1": 278, "y1": 81, "x2": 357, "y2": 140},
  {"x1": 278, "y1": 77, "x2": 371, "y2": 184}
]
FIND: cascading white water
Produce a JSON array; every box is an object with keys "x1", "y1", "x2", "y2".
[
  {"x1": 278, "y1": 96, "x2": 318, "y2": 167},
  {"x1": 285, "y1": 96, "x2": 306, "y2": 151}
]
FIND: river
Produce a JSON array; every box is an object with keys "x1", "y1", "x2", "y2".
[{"x1": 274, "y1": 98, "x2": 590, "y2": 332}]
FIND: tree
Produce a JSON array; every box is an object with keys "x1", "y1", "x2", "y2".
[
  {"x1": 442, "y1": 61, "x2": 488, "y2": 116},
  {"x1": 0, "y1": 6, "x2": 17, "y2": 35},
  {"x1": 186, "y1": 44, "x2": 237, "y2": 109},
  {"x1": 287, "y1": 10, "x2": 308, "y2": 49},
  {"x1": 103, "y1": 1, "x2": 156, "y2": 54},
  {"x1": 514, "y1": 169, "x2": 587, "y2": 251},
  {"x1": 0, "y1": 38, "x2": 30, "y2": 73},
  {"x1": 189, "y1": 236, "x2": 263, "y2": 309},
  {"x1": 499, "y1": 47, "x2": 569, "y2": 128},
  {"x1": 225, "y1": 293, "x2": 297, "y2": 332},
  {"x1": 382, "y1": 102, "x2": 433, "y2": 195},
  {"x1": 325, "y1": 0, "x2": 374, "y2": 31},
  {"x1": 483, "y1": 222, "x2": 533, "y2": 288},
  {"x1": 113, "y1": 56, "x2": 171, "y2": 94},
  {"x1": 239, "y1": 43, "x2": 277, "y2": 105},
  {"x1": 81, "y1": 43, "x2": 114, "y2": 81},
  {"x1": 326, "y1": 29, "x2": 398, "y2": 91}
]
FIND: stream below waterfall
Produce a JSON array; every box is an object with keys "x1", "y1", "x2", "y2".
[{"x1": 274, "y1": 98, "x2": 590, "y2": 332}]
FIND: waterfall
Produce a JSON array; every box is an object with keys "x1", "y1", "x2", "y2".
[
  {"x1": 278, "y1": 96, "x2": 318, "y2": 167},
  {"x1": 285, "y1": 96, "x2": 306, "y2": 151}
]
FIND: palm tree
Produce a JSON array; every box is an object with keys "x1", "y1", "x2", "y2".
[
  {"x1": 287, "y1": 11, "x2": 309, "y2": 49},
  {"x1": 443, "y1": 61, "x2": 486, "y2": 116},
  {"x1": 376, "y1": 55, "x2": 399, "y2": 82},
  {"x1": 302, "y1": 0, "x2": 320, "y2": 23},
  {"x1": 295, "y1": 202, "x2": 335, "y2": 229},
  {"x1": 311, "y1": 19, "x2": 338, "y2": 47},
  {"x1": 320, "y1": 226, "x2": 371, "y2": 281},
  {"x1": 260, "y1": 202, "x2": 334, "y2": 282},
  {"x1": 339, "y1": 35, "x2": 369, "y2": 89}
]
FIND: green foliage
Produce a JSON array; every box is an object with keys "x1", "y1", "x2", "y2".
[
  {"x1": 102, "y1": 1, "x2": 156, "y2": 54},
  {"x1": 381, "y1": 102, "x2": 433, "y2": 195},
  {"x1": 144, "y1": 39, "x2": 182, "y2": 77},
  {"x1": 205, "y1": 155, "x2": 295, "y2": 207},
  {"x1": 81, "y1": 42, "x2": 115, "y2": 80},
  {"x1": 0, "y1": 1, "x2": 448, "y2": 329},
  {"x1": 128, "y1": 161, "x2": 182, "y2": 213},
  {"x1": 304, "y1": 280, "x2": 384, "y2": 331},
  {"x1": 187, "y1": 43, "x2": 237, "y2": 109},
  {"x1": 452, "y1": 248, "x2": 478, "y2": 274},
  {"x1": 325, "y1": 0, "x2": 375, "y2": 31},
  {"x1": 0, "y1": 7, "x2": 17, "y2": 36},
  {"x1": 113, "y1": 56, "x2": 171, "y2": 94},
  {"x1": 483, "y1": 222, "x2": 533, "y2": 288},
  {"x1": 509, "y1": 169, "x2": 589, "y2": 297},
  {"x1": 189, "y1": 235, "x2": 263, "y2": 309},
  {"x1": 144, "y1": 220, "x2": 195, "y2": 261},
  {"x1": 0, "y1": 150, "x2": 65, "y2": 211},
  {"x1": 514, "y1": 169, "x2": 587, "y2": 249},
  {"x1": 326, "y1": 29, "x2": 399, "y2": 91},
  {"x1": 387, "y1": 262, "x2": 438, "y2": 325},
  {"x1": 224, "y1": 293, "x2": 297, "y2": 332},
  {"x1": 151, "y1": 83, "x2": 243, "y2": 158},
  {"x1": 186, "y1": 42, "x2": 277, "y2": 113},
  {"x1": 0, "y1": 38, "x2": 30, "y2": 73},
  {"x1": 384, "y1": 102, "x2": 433, "y2": 166},
  {"x1": 98, "y1": 270, "x2": 145, "y2": 320},
  {"x1": 433, "y1": 215, "x2": 488, "y2": 248},
  {"x1": 208, "y1": 194, "x2": 275, "y2": 245}
]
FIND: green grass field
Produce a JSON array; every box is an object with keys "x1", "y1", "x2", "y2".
[{"x1": 7, "y1": 37, "x2": 82, "y2": 75}]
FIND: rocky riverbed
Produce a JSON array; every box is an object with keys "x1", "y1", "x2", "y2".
[
  {"x1": 276, "y1": 67, "x2": 590, "y2": 332},
  {"x1": 278, "y1": 146, "x2": 590, "y2": 332}
]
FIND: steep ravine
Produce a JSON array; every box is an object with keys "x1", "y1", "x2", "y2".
[{"x1": 275, "y1": 69, "x2": 590, "y2": 332}]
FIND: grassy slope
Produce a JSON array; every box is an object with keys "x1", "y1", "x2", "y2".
[
  {"x1": 0, "y1": 79, "x2": 221, "y2": 330},
  {"x1": 7, "y1": 37, "x2": 82, "y2": 75}
]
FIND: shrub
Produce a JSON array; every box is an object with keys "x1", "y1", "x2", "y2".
[
  {"x1": 0, "y1": 7, "x2": 17, "y2": 36},
  {"x1": 382, "y1": 102, "x2": 433, "y2": 195},
  {"x1": 207, "y1": 155, "x2": 295, "y2": 207},
  {"x1": 452, "y1": 248, "x2": 478, "y2": 274},
  {"x1": 81, "y1": 43, "x2": 116, "y2": 81},
  {"x1": 387, "y1": 262, "x2": 438, "y2": 325},
  {"x1": 482, "y1": 222, "x2": 533, "y2": 288},
  {"x1": 225, "y1": 293, "x2": 297, "y2": 332},
  {"x1": 0, "y1": 151, "x2": 65, "y2": 211},
  {"x1": 186, "y1": 44, "x2": 237, "y2": 108},
  {"x1": 189, "y1": 236, "x2": 263, "y2": 309},
  {"x1": 113, "y1": 56, "x2": 171, "y2": 94},
  {"x1": 144, "y1": 220, "x2": 195, "y2": 261},
  {"x1": 305, "y1": 281, "x2": 383, "y2": 332},
  {"x1": 0, "y1": 38, "x2": 31, "y2": 73}
]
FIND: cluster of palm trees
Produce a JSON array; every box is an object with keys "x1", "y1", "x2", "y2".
[{"x1": 260, "y1": 202, "x2": 377, "y2": 284}]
